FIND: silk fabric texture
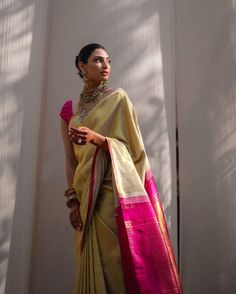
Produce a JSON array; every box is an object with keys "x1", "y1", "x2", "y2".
[{"x1": 69, "y1": 88, "x2": 182, "y2": 294}]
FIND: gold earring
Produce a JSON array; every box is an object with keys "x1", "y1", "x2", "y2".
[{"x1": 83, "y1": 73, "x2": 88, "y2": 83}]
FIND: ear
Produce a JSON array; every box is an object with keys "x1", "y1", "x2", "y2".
[{"x1": 79, "y1": 62, "x2": 87, "y2": 76}]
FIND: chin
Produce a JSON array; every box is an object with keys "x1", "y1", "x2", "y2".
[
  {"x1": 101, "y1": 77, "x2": 109, "y2": 83},
  {"x1": 99, "y1": 79, "x2": 108, "y2": 84}
]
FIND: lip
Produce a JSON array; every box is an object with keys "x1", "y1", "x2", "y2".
[{"x1": 101, "y1": 71, "x2": 109, "y2": 75}]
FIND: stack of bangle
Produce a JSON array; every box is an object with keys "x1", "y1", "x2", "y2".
[{"x1": 64, "y1": 187, "x2": 78, "y2": 208}]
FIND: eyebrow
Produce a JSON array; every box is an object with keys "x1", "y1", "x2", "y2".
[{"x1": 94, "y1": 55, "x2": 110, "y2": 59}]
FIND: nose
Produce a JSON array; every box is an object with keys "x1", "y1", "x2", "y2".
[{"x1": 102, "y1": 60, "x2": 109, "y2": 69}]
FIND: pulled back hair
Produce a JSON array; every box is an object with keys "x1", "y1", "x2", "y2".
[{"x1": 75, "y1": 43, "x2": 106, "y2": 78}]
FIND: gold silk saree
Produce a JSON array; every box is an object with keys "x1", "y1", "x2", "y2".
[{"x1": 69, "y1": 88, "x2": 182, "y2": 294}]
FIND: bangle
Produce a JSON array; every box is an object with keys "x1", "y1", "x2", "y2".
[
  {"x1": 64, "y1": 187, "x2": 76, "y2": 198},
  {"x1": 66, "y1": 195, "x2": 79, "y2": 208},
  {"x1": 64, "y1": 187, "x2": 80, "y2": 208}
]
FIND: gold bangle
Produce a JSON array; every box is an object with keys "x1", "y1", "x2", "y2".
[{"x1": 64, "y1": 187, "x2": 76, "y2": 198}]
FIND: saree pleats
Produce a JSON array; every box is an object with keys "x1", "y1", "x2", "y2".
[
  {"x1": 69, "y1": 88, "x2": 182, "y2": 294},
  {"x1": 73, "y1": 150, "x2": 125, "y2": 294}
]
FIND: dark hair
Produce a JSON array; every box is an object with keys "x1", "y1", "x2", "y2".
[{"x1": 75, "y1": 43, "x2": 106, "y2": 78}]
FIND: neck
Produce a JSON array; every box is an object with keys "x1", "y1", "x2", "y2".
[{"x1": 85, "y1": 80, "x2": 103, "y2": 90}]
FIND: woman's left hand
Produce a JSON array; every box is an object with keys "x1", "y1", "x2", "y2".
[{"x1": 69, "y1": 126, "x2": 94, "y2": 145}]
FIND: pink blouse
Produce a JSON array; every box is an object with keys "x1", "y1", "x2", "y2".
[{"x1": 59, "y1": 99, "x2": 73, "y2": 124}]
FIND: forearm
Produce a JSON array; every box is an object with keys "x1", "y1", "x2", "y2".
[
  {"x1": 66, "y1": 163, "x2": 80, "y2": 209},
  {"x1": 91, "y1": 132, "x2": 109, "y2": 153},
  {"x1": 65, "y1": 160, "x2": 77, "y2": 187}
]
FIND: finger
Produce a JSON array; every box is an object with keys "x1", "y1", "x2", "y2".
[
  {"x1": 74, "y1": 224, "x2": 83, "y2": 231},
  {"x1": 71, "y1": 220, "x2": 83, "y2": 231},
  {"x1": 76, "y1": 223, "x2": 83, "y2": 231},
  {"x1": 69, "y1": 128, "x2": 80, "y2": 135},
  {"x1": 69, "y1": 130, "x2": 80, "y2": 137},
  {"x1": 77, "y1": 130, "x2": 88, "y2": 135},
  {"x1": 73, "y1": 139, "x2": 86, "y2": 145},
  {"x1": 68, "y1": 132, "x2": 78, "y2": 140},
  {"x1": 77, "y1": 135, "x2": 87, "y2": 140},
  {"x1": 73, "y1": 210, "x2": 83, "y2": 222},
  {"x1": 70, "y1": 127, "x2": 79, "y2": 132},
  {"x1": 69, "y1": 209, "x2": 83, "y2": 229},
  {"x1": 72, "y1": 214, "x2": 83, "y2": 228},
  {"x1": 68, "y1": 129, "x2": 74, "y2": 135},
  {"x1": 70, "y1": 211, "x2": 83, "y2": 224},
  {"x1": 70, "y1": 216, "x2": 82, "y2": 229},
  {"x1": 72, "y1": 225, "x2": 82, "y2": 231},
  {"x1": 74, "y1": 140, "x2": 86, "y2": 145}
]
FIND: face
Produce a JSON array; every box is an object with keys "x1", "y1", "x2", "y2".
[{"x1": 79, "y1": 48, "x2": 111, "y2": 85}]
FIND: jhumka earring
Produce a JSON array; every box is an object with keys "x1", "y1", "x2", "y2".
[{"x1": 83, "y1": 73, "x2": 88, "y2": 83}]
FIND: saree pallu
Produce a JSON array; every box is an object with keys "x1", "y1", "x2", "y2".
[{"x1": 69, "y1": 88, "x2": 182, "y2": 294}]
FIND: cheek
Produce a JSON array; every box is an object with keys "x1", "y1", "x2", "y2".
[{"x1": 87, "y1": 63, "x2": 101, "y2": 76}]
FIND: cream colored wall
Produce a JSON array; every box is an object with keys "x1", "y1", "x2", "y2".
[
  {"x1": 0, "y1": 0, "x2": 49, "y2": 294},
  {"x1": 29, "y1": 0, "x2": 178, "y2": 293},
  {"x1": 176, "y1": 0, "x2": 236, "y2": 293}
]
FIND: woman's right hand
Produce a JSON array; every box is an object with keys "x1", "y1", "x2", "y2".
[{"x1": 69, "y1": 201, "x2": 83, "y2": 231}]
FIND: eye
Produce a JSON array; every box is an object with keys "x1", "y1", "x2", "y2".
[
  {"x1": 94, "y1": 57, "x2": 102, "y2": 63},
  {"x1": 107, "y1": 59, "x2": 111, "y2": 64}
]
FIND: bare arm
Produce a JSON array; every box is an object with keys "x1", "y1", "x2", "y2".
[
  {"x1": 61, "y1": 118, "x2": 83, "y2": 231},
  {"x1": 60, "y1": 119, "x2": 78, "y2": 187}
]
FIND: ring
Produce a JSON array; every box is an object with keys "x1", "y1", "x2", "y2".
[{"x1": 77, "y1": 138, "x2": 82, "y2": 144}]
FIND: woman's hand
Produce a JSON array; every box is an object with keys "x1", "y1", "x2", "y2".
[
  {"x1": 69, "y1": 201, "x2": 83, "y2": 231},
  {"x1": 69, "y1": 126, "x2": 94, "y2": 145},
  {"x1": 68, "y1": 126, "x2": 109, "y2": 152}
]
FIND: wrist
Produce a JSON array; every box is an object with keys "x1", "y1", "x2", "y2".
[
  {"x1": 64, "y1": 187, "x2": 80, "y2": 208},
  {"x1": 90, "y1": 130, "x2": 97, "y2": 144},
  {"x1": 68, "y1": 198, "x2": 80, "y2": 209},
  {"x1": 91, "y1": 132, "x2": 105, "y2": 146},
  {"x1": 90, "y1": 132, "x2": 108, "y2": 152}
]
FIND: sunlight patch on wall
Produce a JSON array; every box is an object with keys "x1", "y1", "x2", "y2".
[
  {"x1": 0, "y1": 4, "x2": 35, "y2": 84},
  {"x1": 0, "y1": 1, "x2": 35, "y2": 293},
  {"x1": 101, "y1": 0, "x2": 148, "y2": 15},
  {"x1": 232, "y1": 0, "x2": 236, "y2": 10}
]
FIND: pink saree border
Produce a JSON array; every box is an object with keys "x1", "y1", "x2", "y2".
[
  {"x1": 107, "y1": 140, "x2": 183, "y2": 294},
  {"x1": 145, "y1": 170, "x2": 183, "y2": 293}
]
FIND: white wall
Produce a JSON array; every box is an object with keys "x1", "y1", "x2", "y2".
[
  {"x1": 29, "y1": 0, "x2": 178, "y2": 293},
  {"x1": 0, "y1": 0, "x2": 49, "y2": 294},
  {"x1": 176, "y1": 0, "x2": 236, "y2": 293}
]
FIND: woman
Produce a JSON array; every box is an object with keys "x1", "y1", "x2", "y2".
[{"x1": 60, "y1": 43, "x2": 182, "y2": 294}]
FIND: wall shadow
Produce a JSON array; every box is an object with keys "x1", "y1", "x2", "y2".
[{"x1": 177, "y1": 1, "x2": 236, "y2": 293}]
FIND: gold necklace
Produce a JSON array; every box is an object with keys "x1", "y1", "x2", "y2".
[
  {"x1": 78, "y1": 83, "x2": 108, "y2": 123},
  {"x1": 80, "y1": 83, "x2": 107, "y2": 102}
]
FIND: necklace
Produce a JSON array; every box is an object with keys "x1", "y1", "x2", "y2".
[
  {"x1": 80, "y1": 82, "x2": 107, "y2": 102},
  {"x1": 78, "y1": 82, "x2": 108, "y2": 123}
]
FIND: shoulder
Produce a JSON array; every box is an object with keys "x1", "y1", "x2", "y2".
[
  {"x1": 112, "y1": 87, "x2": 128, "y2": 98},
  {"x1": 59, "y1": 99, "x2": 73, "y2": 124},
  {"x1": 109, "y1": 87, "x2": 134, "y2": 107},
  {"x1": 104, "y1": 88, "x2": 136, "y2": 119}
]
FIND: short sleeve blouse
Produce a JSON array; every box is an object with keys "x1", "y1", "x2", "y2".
[{"x1": 59, "y1": 99, "x2": 73, "y2": 124}]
